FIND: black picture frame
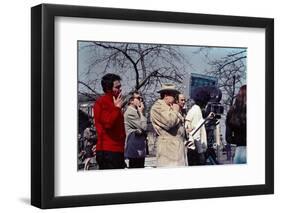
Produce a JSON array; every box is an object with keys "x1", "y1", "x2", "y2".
[{"x1": 31, "y1": 3, "x2": 274, "y2": 209}]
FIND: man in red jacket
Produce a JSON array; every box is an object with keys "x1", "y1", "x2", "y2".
[{"x1": 93, "y1": 73, "x2": 126, "y2": 169}]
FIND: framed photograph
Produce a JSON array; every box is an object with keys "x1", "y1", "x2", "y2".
[{"x1": 31, "y1": 3, "x2": 274, "y2": 209}]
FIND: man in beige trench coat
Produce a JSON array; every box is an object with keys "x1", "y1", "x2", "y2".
[{"x1": 150, "y1": 84, "x2": 187, "y2": 167}]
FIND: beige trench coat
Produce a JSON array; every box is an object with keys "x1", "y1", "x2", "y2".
[{"x1": 150, "y1": 99, "x2": 187, "y2": 167}]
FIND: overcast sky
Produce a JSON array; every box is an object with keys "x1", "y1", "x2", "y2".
[{"x1": 78, "y1": 41, "x2": 247, "y2": 95}]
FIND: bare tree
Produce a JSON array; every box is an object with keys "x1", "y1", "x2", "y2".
[
  {"x1": 200, "y1": 49, "x2": 247, "y2": 107},
  {"x1": 79, "y1": 42, "x2": 188, "y2": 102}
]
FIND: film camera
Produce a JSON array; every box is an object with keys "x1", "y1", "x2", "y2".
[{"x1": 191, "y1": 86, "x2": 224, "y2": 118}]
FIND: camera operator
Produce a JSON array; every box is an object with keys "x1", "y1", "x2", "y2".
[
  {"x1": 185, "y1": 98, "x2": 208, "y2": 166},
  {"x1": 185, "y1": 85, "x2": 224, "y2": 165}
]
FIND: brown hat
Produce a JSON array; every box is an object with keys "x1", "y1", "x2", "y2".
[{"x1": 157, "y1": 83, "x2": 180, "y2": 94}]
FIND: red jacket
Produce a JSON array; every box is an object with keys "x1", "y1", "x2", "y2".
[{"x1": 93, "y1": 93, "x2": 126, "y2": 153}]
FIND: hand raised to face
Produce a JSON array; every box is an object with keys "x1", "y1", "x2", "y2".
[
  {"x1": 171, "y1": 103, "x2": 180, "y2": 112},
  {"x1": 113, "y1": 93, "x2": 123, "y2": 108},
  {"x1": 137, "y1": 101, "x2": 144, "y2": 113}
]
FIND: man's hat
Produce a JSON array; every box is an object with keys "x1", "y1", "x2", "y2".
[{"x1": 157, "y1": 83, "x2": 180, "y2": 94}]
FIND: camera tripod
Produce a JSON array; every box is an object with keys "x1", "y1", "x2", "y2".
[
  {"x1": 187, "y1": 114, "x2": 222, "y2": 165},
  {"x1": 205, "y1": 118, "x2": 221, "y2": 165}
]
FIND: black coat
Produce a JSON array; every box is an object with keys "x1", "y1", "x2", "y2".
[{"x1": 225, "y1": 106, "x2": 246, "y2": 146}]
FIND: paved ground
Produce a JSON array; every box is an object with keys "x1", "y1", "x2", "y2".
[
  {"x1": 144, "y1": 144, "x2": 236, "y2": 168},
  {"x1": 78, "y1": 144, "x2": 237, "y2": 170}
]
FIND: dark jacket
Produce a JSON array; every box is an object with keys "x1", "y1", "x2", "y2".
[{"x1": 225, "y1": 106, "x2": 246, "y2": 146}]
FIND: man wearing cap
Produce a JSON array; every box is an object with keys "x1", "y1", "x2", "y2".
[{"x1": 150, "y1": 83, "x2": 187, "y2": 167}]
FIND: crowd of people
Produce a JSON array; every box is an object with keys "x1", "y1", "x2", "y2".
[{"x1": 82, "y1": 73, "x2": 246, "y2": 170}]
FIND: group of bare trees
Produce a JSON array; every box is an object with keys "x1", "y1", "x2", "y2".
[
  {"x1": 79, "y1": 42, "x2": 188, "y2": 107},
  {"x1": 79, "y1": 42, "x2": 246, "y2": 110}
]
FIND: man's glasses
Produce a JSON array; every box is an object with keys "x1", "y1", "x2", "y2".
[{"x1": 134, "y1": 97, "x2": 143, "y2": 101}]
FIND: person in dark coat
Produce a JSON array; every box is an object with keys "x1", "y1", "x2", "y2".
[{"x1": 225, "y1": 85, "x2": 247, "y2": 164}]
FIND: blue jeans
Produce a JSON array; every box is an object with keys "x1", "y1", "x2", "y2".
[{"x1": 233, "y1": 146, "x2": 247, "y2": 164}]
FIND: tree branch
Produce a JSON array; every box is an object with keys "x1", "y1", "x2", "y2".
[
  {"x1": 78, "y1": 81, "x2": 100, "y2": 96},
  {"x1": 226, "y1": 50, "x2": 247, "y2": 57},
  {"x1": 93, "y1": 42, "x2": 140, "y2": 88},
  {"x1": 218, "y1": 56, "x2": 247, "y2": 71}
]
